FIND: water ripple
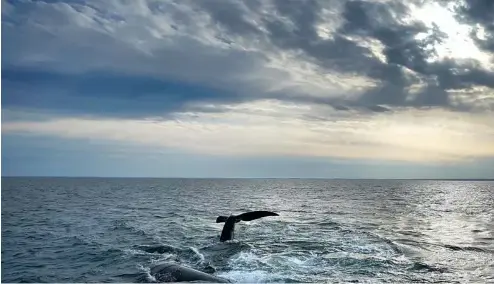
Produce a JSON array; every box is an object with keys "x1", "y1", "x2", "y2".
[{"x1": 2, "y1": 178, "x2": 493, "y2": 283}]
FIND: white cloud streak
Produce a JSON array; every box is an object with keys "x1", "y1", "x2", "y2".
[{"x1": 3, "y1": 102, "x2": 494, "y2": 163}]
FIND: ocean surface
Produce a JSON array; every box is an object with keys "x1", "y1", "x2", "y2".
[{"x1": 2, "y1": 178, "x2": 493, "y2": 283}]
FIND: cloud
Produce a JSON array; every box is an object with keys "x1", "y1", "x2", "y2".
[
  {"x1": 3, "y1": 0, "x2": 494, "y2": 120},
  {"x1": 4, "y1": 102, "x2": 494, "y2": 163},
  {"x1": 6, "y1": 132, "x2": 493, "y2": 178},
  {"x1": 2, "y1": 0, "x2": 494, "y2": 172},
  {"x1": 337, "y1": 0, "x2": 494, "y2": 109},
  {"x1": 452, "y1": 0, "x2": 494, "y2": 52},
  {"x1": 2, "y1": 66, "x2": 243, "y2": 118}
]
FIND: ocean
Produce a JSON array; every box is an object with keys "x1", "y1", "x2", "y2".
[{"x1": 1, "y1": 177, "x2": 493, "y2": 283}]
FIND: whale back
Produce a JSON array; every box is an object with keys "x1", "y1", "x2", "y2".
[{"x1": 150, "y1": 262, "x2": 231, "y2": 282}]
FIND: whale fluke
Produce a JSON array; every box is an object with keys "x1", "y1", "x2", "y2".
[
  {"x1": 237, "y1": 210, "x2": 279, "y2": 221},
  {"x1": 216, "y1": 210, "x2": 279, "y2": 242},
  {"x1": 216, "y1": 216, "x2": 229, "y2": 223}
]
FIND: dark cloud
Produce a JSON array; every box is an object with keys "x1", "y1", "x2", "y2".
[
  {"x1": 335, "y1": 0, "x2": 493, "y2": 110},
  {"x1": 193, "y1": 0, "x2": 261, "y2": 35},
  {"x1": 263, "y1": 1, "x2": 383, "y2": 74},
  {"x1": 2, "y1": 0, "x2": 493, "y2": 119},
  {"x1": 341, "y1": 0, "x2": 410, "y2": 35},
  {"x1": 237, "y1": 0, "x2": 492, "y2": 111},
  {"x1": 337, "y1": 2, "x2": 454, "y2": 109},
  {"x1": 1, "y1": 67, "x2": 243, "y2": 119},
  {"x1": 431, "y1": 59, "x2": 494, "y2": 90},
  {"x1": 453, "y1": 0, "x2": 494, "y2": 52}
]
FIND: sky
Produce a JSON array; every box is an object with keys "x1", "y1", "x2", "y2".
[{"x1": 1, "y1": 0, "x2": 494, "y2": 178}]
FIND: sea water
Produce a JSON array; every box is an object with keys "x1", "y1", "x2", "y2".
[{"x1": 2, "y1": 178, "x2": 493, "y2": 282}]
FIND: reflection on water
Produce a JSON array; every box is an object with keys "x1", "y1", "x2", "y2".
[
  {"x1": 376, "y1": 181, "x2": 494, "y2": 281},
  {"x1": 2, "y1": 178, "x2": 493, "y2": 283}
]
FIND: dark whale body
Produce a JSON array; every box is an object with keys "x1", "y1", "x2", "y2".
[
  {"x1": 150, "y1": 262, "x2": 231, "y2": 282},
  {"x1": 216, "y1": 211, "x2": 279, "y2": 242}
]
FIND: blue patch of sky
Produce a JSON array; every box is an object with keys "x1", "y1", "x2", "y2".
[{"x1": 3, "y1": 134, "x2": 493, "y2": 179}]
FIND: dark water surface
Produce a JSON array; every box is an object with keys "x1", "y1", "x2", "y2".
[{"x1": 2, "y1": 178, "x2": 493, "y2": 283}]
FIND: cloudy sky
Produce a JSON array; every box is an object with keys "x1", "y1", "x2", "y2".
[{"x1": 2, "y1": 0, "x2": 494, "y2": 178}]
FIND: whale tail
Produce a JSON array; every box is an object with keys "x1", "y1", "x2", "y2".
[
  {"x1": 236, "y1": 211, "x2": 279, "y2": 221},
  {"x1": 216, "y1": 211, "x2": 279, "y2": 242},
  {"x1": 216, "y1": 211, "x2": 279, "y2": 223},
  {"x1": 216, "y1": 216, "x2": 229, "y2": 223}
]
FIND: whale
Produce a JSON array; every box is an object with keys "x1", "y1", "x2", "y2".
[
  {"x1": 150, "y1": 262, "x2": 231, "y2": 283},
  {"x1": 216, "y1": 211, "x2": 279, "y2": 242}
]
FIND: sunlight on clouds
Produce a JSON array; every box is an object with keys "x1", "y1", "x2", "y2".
[
  {"x1": 449, "y1": 86, "x2": 494, "y2": 110},
  {"x1": 353, "y1": 36, "x2": 388, "y2": 64},
  {"x1": 316, "y1": 6, "x2": 344, "y2": 40},
  {"x1": 5, "y1": 0, "x2": 491, "y2": 114},
  {"x1": 409, "y1": 1, "x2": 493, "y2": 68},
  {"x1": 4, "y1": 102, "x2": 494, "y2": 163},
  {"x1": 3, "y1": 0, "x2": 494, "y2": 170}
]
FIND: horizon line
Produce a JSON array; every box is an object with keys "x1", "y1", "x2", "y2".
[{"x1": 2, "y1": 175, "x2": 494, "y2": 181}]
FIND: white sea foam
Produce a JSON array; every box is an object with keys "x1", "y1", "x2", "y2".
[
  {"x1": 136, "y1": 264, "x2": 156, "y2": 283},
  {"x1": 217, "y1": 270, "x2": 272, "y2": 283},
  {"x1": 189, "y1": 246, "x2": 205, "y2": 262}
]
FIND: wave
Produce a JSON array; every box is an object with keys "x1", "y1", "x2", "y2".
[
  {"x1": 408, "y1": 261, "x2": 447, "y2": 273},
  {"x1": 134, "y1": 244, "x2": 180, "y2": 254},
  {"x1": 443, "y1": 244, "x2": 494, "y2": 254},
  {"x1": 111, "y1": 219, "x2": 149, "y2": 236}
]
